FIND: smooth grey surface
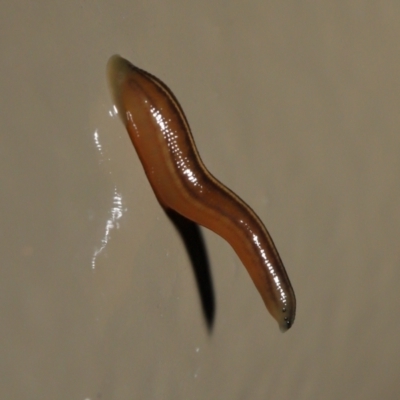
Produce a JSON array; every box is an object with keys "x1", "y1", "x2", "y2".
[{"x1": 1, "y1": 2, "x2": 399, "y2": 399}]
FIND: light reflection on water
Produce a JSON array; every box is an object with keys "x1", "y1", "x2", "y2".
[{"x1": 91, "y1": 128, "x2": 124, "y2": 269}]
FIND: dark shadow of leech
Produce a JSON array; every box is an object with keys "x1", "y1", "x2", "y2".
[{"x1": 165, "y1": 208, "x2": 215, "y2": 332}]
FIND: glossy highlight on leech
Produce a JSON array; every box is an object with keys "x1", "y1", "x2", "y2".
[{"x1": 107, "y1": 55, "x2": 296, "y2": 331}]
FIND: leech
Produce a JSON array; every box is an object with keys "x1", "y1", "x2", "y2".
[{"x1": 106, "y1": 55, "x2": 296, "y2": 331}]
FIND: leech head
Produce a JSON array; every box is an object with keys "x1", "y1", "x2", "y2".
[
  {"x1": 277, "y1": 303, "x2": 296, "y2": 332},
  {"x1": 280, "y1": 313, "x2": 293, "y2": 333},
  {"x1": 263, "y1": 302, "x2": 294, "y2": 332}
]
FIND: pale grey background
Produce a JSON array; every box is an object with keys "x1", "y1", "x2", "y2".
[{"x1": 1, "y1": 1, "x2": 399, "y2": 399}]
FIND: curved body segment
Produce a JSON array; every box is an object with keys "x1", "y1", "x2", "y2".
[{"x1": 107, "y1": 55, "x2": 296, "y2": 331}]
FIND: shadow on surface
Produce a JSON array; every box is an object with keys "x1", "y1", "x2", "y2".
[{"x1": 165, "y1": 208, "x2": 215, "y2": 331}]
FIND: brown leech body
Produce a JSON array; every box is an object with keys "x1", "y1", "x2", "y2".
[{"x1": 107, "y1": 55, "x2": 296, "y2": 331}]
